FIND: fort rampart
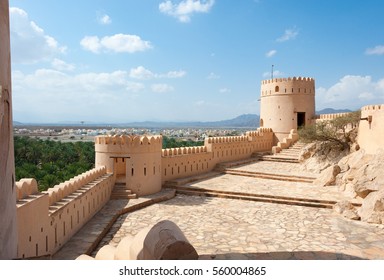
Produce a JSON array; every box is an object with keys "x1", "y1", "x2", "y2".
[
  {"x1": 358, "y1": 104, "x2": 384, "y2": 154},
  {"x1": 15, "y1": 166, "x2": 114, "y2": 259},
  {"x1": 161, "y1": 128, "x2": 274, "y2": 183}
]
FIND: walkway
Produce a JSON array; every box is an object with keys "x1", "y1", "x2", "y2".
[{"x1": 52, "y1": 146, "x2": 384, "y2": 260}]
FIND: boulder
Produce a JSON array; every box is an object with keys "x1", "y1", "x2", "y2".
[
  {"x1": 333, "y1": 201, "x2": 360, "y2": 220},
  {"x1": 313, "y1": 164, "x2": 341, "y2": 187},
  {"x1": 358, "y1": 190, "x2": 384, "y2": 224}
]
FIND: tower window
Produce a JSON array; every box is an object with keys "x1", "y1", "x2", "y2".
[{"x1": 275, "y1": 86, "x2": 279, "y2": 92}]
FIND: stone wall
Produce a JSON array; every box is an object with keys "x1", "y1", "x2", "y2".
[
  {"x1": 16, "y1": 167, "x2": 114, "y2": 259},
  {"x1": 161, "y1": 128, "x2": 274, "y2": 183},
  {"x1": 357, "y1": 104, "x2": 384, "y2": 154}
]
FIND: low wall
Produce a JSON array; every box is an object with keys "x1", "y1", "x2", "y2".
[
  {"x1": 16, "y1": 166, "x2": 115, "y2": 259},
  {"x1": 358, "y1": 104, "x2": 384, "y2": 154}
]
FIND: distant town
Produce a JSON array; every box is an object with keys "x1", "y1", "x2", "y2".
[{"x1": 14, "y1": 125, "x2": 248, "y2": 142}]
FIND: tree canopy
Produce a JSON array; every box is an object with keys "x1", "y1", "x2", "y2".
[
  {"x1": 14, "y1": 136, "x2": 95, "y2": 191},
  {"x1": 298, "y1": 111, "x2": 361, "y2": 151}
]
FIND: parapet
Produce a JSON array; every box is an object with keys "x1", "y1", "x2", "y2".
[
  {"x1": 316, "y1": 112, "x2": 353, "y2": 120},
  {"x1": 162, "y1": 146, "x2": 207, "y2": 157},
  {"x1": 361, "y1": 104, "x2": 384, "y2": 112},
  {"x1": 95, "y1": 135, "x2": 162, "y2": 153},
  {"x1": 43, "y1": 166, "x2": 107, "y2": 206},
  {"x1": 16, "y1": 178, "x2": 39, "y2": 201},
  {"x1": 261, "y1": 77, "x2": 314, "y2": 85}
]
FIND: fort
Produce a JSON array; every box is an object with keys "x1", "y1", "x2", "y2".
[{"x1": 1, "y1": 1, "x2": 384, "y2": 260}]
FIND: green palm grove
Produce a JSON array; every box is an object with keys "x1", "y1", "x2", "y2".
[{"x1": 14, "y1": 136, "x2": 95, "y2": 192}]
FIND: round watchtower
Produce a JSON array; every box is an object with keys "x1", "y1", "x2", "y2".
[
  {"x1": 95, "y1": 135, "x2": 162, "y2": 196},
  {"x1": 260, "y1": 77, "x2": 315, "y2": 143}
]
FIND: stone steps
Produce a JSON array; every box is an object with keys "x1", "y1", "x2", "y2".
[
  {"x1": 110, "y1": 183, "x2": 137, "y2": 200},
  {"x1": 260, "y1": 156, "x2": 299, "y2": 163},
  {"x1": 223, "y1": 169, "x2": 315, "y2": 183},
  {"x1": 261, "y1": 141, "x2": 305, "y2": 163},
  {"x1": 164, "y1": 172, "x2": 221, "y2": 188},
  {"x1": 166, "y1": 185, "x2": 339, "y2": 209}
]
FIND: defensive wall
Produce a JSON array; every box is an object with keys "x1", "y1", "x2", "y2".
[
  {"x1": 260, "y1": 77, "x2": 315, "y2": 143},
  {"x1": 15, "y1": 128, "x2": 274, "y2": 259},
  {"x1": 358, "y1": 104, "x2": 384, "y2": 154},
  {"x1": 95, "y1": 128, "x2": 274, "y2": 187},
  {"x1": 15, "y1": 166, "x2": 114, "y2": 259},
  {"x1": 161, "y1": 128, "x2": 274, "y2": 183}
]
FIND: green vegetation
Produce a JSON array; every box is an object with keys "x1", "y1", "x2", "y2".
[
  {"x1": 14, "y1": 136, "x2": 95, "y2": 192},
  {"x1": 162, "y1": 136, "x2": 204, "y2": 149},
  {"x1": 298, "y1": 111, "x2": 361, "y2": 151}
]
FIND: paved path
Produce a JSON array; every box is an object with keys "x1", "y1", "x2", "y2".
[
  {"x1": 102, "y1": 195, "x2": 384, "y2": 260},
  {"x1": 53, "y1": 159, "x2": 384, "y2": 260}
]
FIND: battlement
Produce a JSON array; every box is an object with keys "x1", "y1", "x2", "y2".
[
  {"x1": 261, "y1": 77, "x2": 314, "y2": 85},
  {"x1": 95, "y1": 135, "x2": 162, "y2": 146},
  {"x1": 16, "y1": 179, "x2": 39, "y2": 201},
  {"x1": 315, "y1": 112, "x2": 352, "y2": 120},
  {"x1": 361, "y1": 104, "x2": 384, "y2": 111},
  {"x1": 42, "y1": 166, "x2": 107, "y2": 206},
  {"x1": 95, "y1": 135, "x2": 162, "y2": 154},
  {"x1": 162, "y1": 146, "x2": 207, "y2": 157},
  {"x1": 260, "y1": 77, "x2": 315, "y2": 98}
]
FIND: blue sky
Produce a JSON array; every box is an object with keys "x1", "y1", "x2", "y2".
[{"x1": 8, "y1": 0, "x2": 384, "y2": 123}]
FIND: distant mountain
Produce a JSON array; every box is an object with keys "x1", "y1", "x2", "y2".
[
  {"x1": 119, "y1": 114, "x2": 260, "y2": 128},
  {"x1": 316, "y1": 108, "x2": 352, "y2": 114}
]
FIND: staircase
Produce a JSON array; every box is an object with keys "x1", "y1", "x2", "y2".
[
  {"x1": 166, "y1": 185, "x2": 338, "y2": 209},
  {"x1": 110, "y1": 183, "x2": 137, "y2": 200},
  {"x1": 260, "y1": 141, "x2": 306, "y2": 163}
]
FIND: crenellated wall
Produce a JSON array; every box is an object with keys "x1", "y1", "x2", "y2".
[
  {"x1": 161, "y1": 128, "x2": 274, "y2": 183},
  {"x1": 358, "y1": 104, "x2": 384, "y2": 154},
  {"x1": 315, "y1": 112, "x2": 353, "y2": 121},
  {"x1": 16, "y1": 166, "x2": 114, "y2": 259},
  {"x1": 260, "y1": 77, "x2": 315, "y2": 143}
]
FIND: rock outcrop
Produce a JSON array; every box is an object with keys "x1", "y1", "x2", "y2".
[{"x1": 305, "y1": 145, "x2": 384, "y2": 224}]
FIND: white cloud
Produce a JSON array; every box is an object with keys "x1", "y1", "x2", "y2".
[
  {"x1": 51, "y1": 58, "x2": 75, "y2": 71},
  {"x1": 10, "y1": 7, "x2": 67, "y2": 63},
  {"x1": 159, "y1": 0, "x2": 215, "y2": 22},
  {"x1": 265, "y1": 49, "x2": 277, "y2": 58},
  {"x1": 129, "y1": 66, "x2": 156, "y2": 80},
  {"x1": 129, "y1": 66, "x2": 186, "y2": 79},
  {"x1": 207, "y1": 72, "x2": 220, "y2": 79},
  {"x1": 151, "y1": 83, "x2": 174, "y2": 93},
  {"x1": 276, "y1": 27, "x2": 299, "y2": 42},
  {"x1": 12, "y1": 68, "x2": 149, "y2": 122},
  {"x1": 99, "y1": 14, "x2": 112, "y2": 25},
  {"x1": 164, "y1": 70, "x2": 186, "y2": 78},
  {"x1": 80, "y1": 34, "x2": 152, "y2": 54},
  {"x1": 316, "y1": 75, "x2": 384, "y2": 110},
  {"x1": 365, "y1": 45, "x2": 384, "y2": 55},
  {"x1": 219, "y1": 88, "x2": 231, "y2": 93}
]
